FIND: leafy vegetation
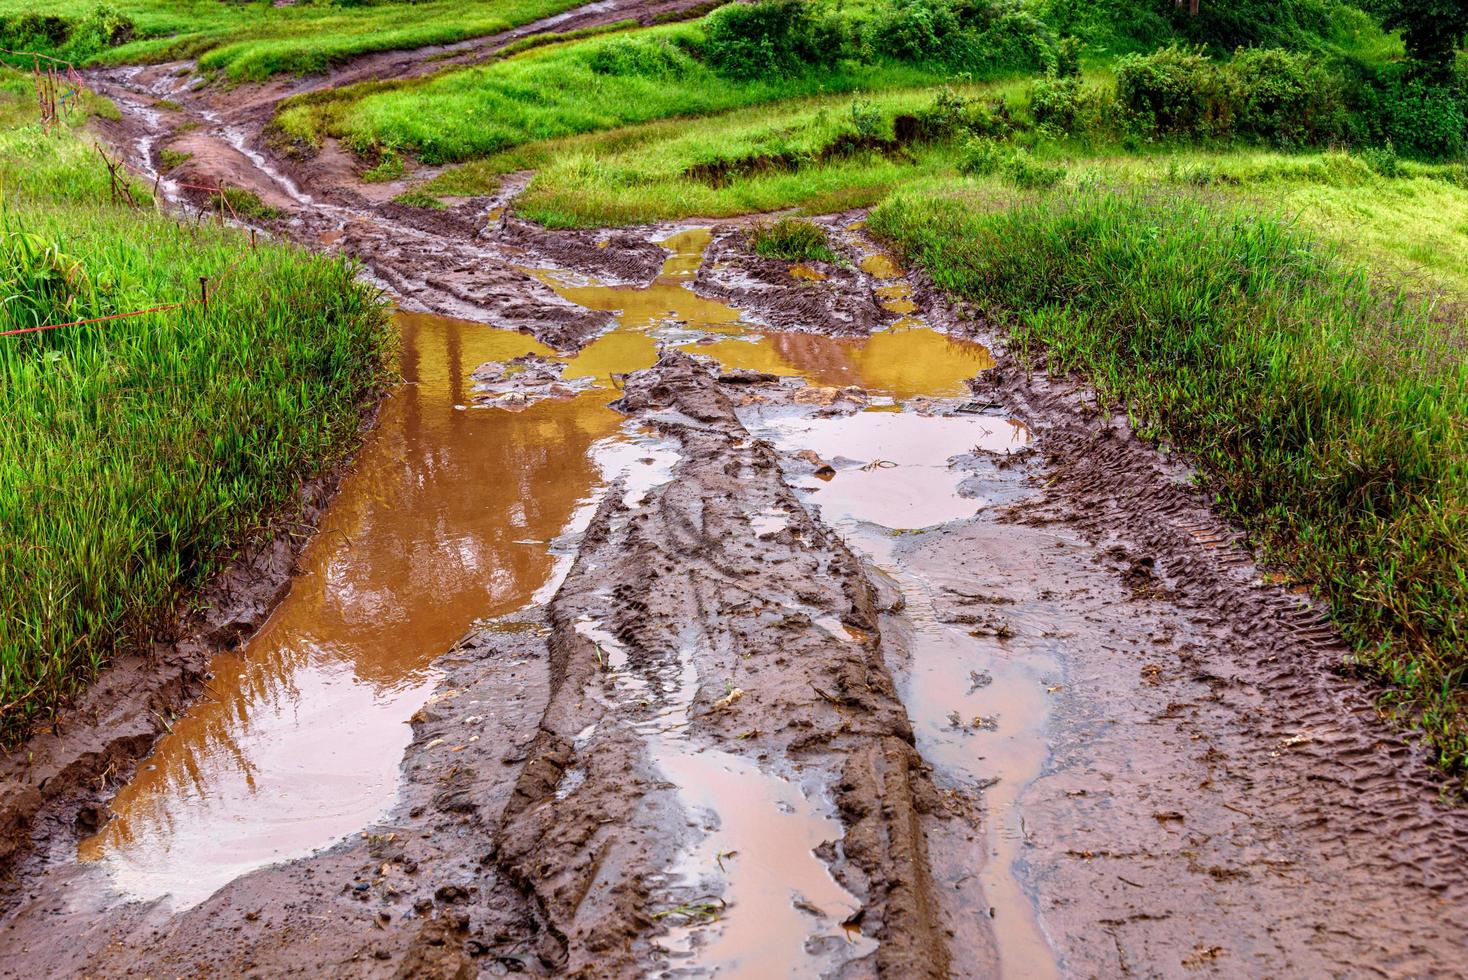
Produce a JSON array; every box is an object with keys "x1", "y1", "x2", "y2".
[
  {"x1": 870, "y1": 187, "x2": 1468, "y2": 784},
  {"x1": 0, "y1": 70, "x2": 390, "y2": 741}
]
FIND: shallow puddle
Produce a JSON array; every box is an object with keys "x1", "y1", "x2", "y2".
[
  {"x1": 742, "y1": 404, "x2": 1060, "y2": 979},
  {"x1": 654, "y1": 747, "x2": 875, "y2": 976},
  {"x1": 80, "y1": 312, "x2": 626, "y2": 907}
]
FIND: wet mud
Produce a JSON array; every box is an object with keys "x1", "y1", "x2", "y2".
[{"x1": 3, "y1": 7, "x2": 1467, "y2": 976}]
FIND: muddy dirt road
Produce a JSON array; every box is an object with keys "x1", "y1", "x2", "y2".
[{"x1": 3, "y1": 6, "x2": 1468, "y2": 977}]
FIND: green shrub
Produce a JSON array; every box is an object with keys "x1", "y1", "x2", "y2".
[
  {"x1": 702, "y1": 0, "x2": 840, "y2": 79},
  {"x1": 749, "y1": 216, "x2": 836, "y2": 262},
  {"x1": 1380, "y1": 0, "x2": 1468, "y2": 71},
  {"x1": 1358, "y1": 142, "x2": 1402, "y2": 176},
  {"x1": 1053, "y1": 34, "x2": 1082, "y2": 78},
  {"x1": 0, "y1": 3, "x2": 135, "y2": 62},
  {"x1": 958, "y1": 137, "x2": 1064, "y2": 187},
  {"x1": 1220, "y1": 47, "x2": 1346, "y2": 147},
  {"x1": 1165, "y1": 0, "x2": 1337, "y2": 52},
  {"x1": 1029, "y1": 75, "x2": 1111, "y2": 134},
  {"x1": 864, "y1": 0, "x2": 1052, "y2": 74},
  {"x1": 1115, "y1": 45, "x2": 1219, "y2": 136},
  {"x1": 849, "y1": 97, "x2": 883, "y2": 138},
  {"x1": 1118, "y1": 45, "x2": 1351, "y2": 149},
  {"x1": 1347, "y1": 64, "x2": 1467, "y2": 159},
  {"x1": 587, "y1": 35, "x2": 695, "y2": 77},
  {"x1": 72, "y1": 3, "x2": 135, "y2": 50},
  {"x1": 866, "y1": 0, "x2": 969, "y2": 64},
  {"x1": 911, "y1": 86, "x2": 1014, "y2": 140},
  {"x1": 972, "y1": 4, "x2": 1054, "y2": 72}
]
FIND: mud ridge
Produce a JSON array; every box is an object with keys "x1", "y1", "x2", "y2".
[{"x1": 481, "y1": 352, "x2": 953, "y2": 975}]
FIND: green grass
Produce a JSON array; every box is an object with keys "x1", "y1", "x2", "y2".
[
  {"x1": 0, "y1": 70, "x2": 391, "y2": 741},
  {"x1": 749, "y1": 216, "x2": 837, "y2": 262},
  {"x1": 273, "y1": 21, "x2": 946, "y2": 165},
  {"x1": 0, "y1": 0, "x2": 585, "y2": 81},
  {"x1": 870, "y1": 187, "x2": 1468, "y2": 786},
  {"x1": 418, "y1": 81, "x2": 1028, "y2": 226}
]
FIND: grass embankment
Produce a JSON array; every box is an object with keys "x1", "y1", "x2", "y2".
[
  {"x1": 870, "y1": 188, "x2": 1467, "y2": 784},
  {"x1": 0, "y1": 70, "x2": 392, "y2": 741},
  {"x1": 0, "y1": 0, "x2": 583, "y2": 81},
  {"x1": 273, "y1": 20, "x2": 944, "y2": 164},
  {"x1": 423, "y1": 83, "x2": 1025, "y2": 225}
]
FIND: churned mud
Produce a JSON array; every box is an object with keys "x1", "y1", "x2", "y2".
[{"x1": 3, "y1": 6, "x2": 1468, "y2": 976}]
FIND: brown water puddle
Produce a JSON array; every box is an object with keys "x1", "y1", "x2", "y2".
[
  {"x1": 741, "y1": 404, "x2": 1061, "y2": 979},
  {"x1": 536, "y1": 228, "x2": 994, "y2": 401},
  {"x1": 859, "y1": 252, "x2": 902, "y2": 280},
  {"x1": 79, "y1": 312, "x2": 625, "y2": 907},
  {"x1": 82, "y1": 227, "x2": 1029, "y2": 976}
]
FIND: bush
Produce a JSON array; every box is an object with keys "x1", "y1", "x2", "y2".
[
  {"x1": 864, "y1": 0, "x2": 1053, "y2": 74},
  {"x1": 958, "y1": 137, "x2": 1064, "y2": 187},
  {"x1": 1115, "y1": 44, "x2": 1219, "y2": 136},
  {"x1": 73, "y1": 3, "x2": 135, "y2": 50},
  {"x1": 910, "y1": 86, "x2": 1014, "y2": 140},
  {"x1": 972, "y1": 5, "x2": 1054, "y2": 72},
  {"x1": 586, "y1": 36, "x2": 695, "y2": 77},
  {"x1": 0, "y1": 3, "x2": 135, "y2": 62},
  {"x1": 749, "y1": 216, "x2": 836, "y2": 262},
  {"x1": 1220, "y1": 47, "x2": 1345, "y2": 147},
  {"x1": 1118, "y1": 45, "x2": 1350, "y2": 149},
  {"x1": 1380, "y1": 0, "x2": 1468, "y2": 71},
  {"x1": 1164, "y1": 0, "x2": 1337, "y2": 52},
  {"x1": 866, "y1": 0, "x2": 968, "y2": 64},
  {"x1": 702, "y1": 0, "x2": 840, "y2": 79},
  {"x1": 1347, "y1": 64, "x2": 1467, "y2": 160},
  {"x1": 1029, "y1": 75, "x2": 1111, "y2": 134},
  {"x1": 1053, "y1": 34, "x2": 1082, "y2": 78}
]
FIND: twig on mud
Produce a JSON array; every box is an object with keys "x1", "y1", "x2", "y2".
[
  {"x1": 1222, "y1": 802, "x2": 1255, "y2": 818},
  {"x1": 652, "y1": 898, "x2": 725, "y2": 924},
  {"x1": 811, "y1": 684, "x2": 842, "y2": 705},
  {"x1": 1118, "y1": 876, "x2": 1145, "y2": 888}
]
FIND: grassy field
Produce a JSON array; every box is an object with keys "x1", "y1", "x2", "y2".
[
  {"x1": 420, "y1": 83, "x2": 1018, "y2": 225},
  {"x1": 0, "y1": 70, "x2": 391, "y2": 740},
  {"x1": 274, "y1": 20, "x2": 945, "y2": 164},
  {"x1": 870, "y1": 187, "x2": 1467, "y2": 783},
  {"x1": 0, "y1": 0, "x2": 584, "y2": 80}
]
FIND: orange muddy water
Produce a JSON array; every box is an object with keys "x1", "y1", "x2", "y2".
[
  {"x1": 82, "y1": 228, "x2": 1035, "y2": 980},
  {"x1": 80, "y1": 313, "x2": 623, "y2": 906}
]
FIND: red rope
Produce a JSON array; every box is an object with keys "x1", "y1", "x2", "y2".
[{"x1": 0, "y1": 302, "x2": 193, "y2": 338}]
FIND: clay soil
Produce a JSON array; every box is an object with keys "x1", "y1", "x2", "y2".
[{"x1": 2, "y1": 5, "x2": 1467, "y2": 976}]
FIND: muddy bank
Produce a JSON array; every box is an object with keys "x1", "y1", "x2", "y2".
[{"x1": 0, "y1": 459, "x2": 355, "y2": 903}]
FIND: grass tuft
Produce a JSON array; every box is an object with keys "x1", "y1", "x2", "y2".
[{"x1": 749, "y1": 216, "x2": 837, "y2": 263}]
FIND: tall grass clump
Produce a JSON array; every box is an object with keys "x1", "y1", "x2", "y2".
[
  {"x1": 0, "y1": 74, "x2": 391, "y2": 741},
  {"x1": 870, "y1": 188, "x2": 1468, "y2": 783},
  {"x1": 749, "y1": 216, "x2": 836, "y2": 262}
]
